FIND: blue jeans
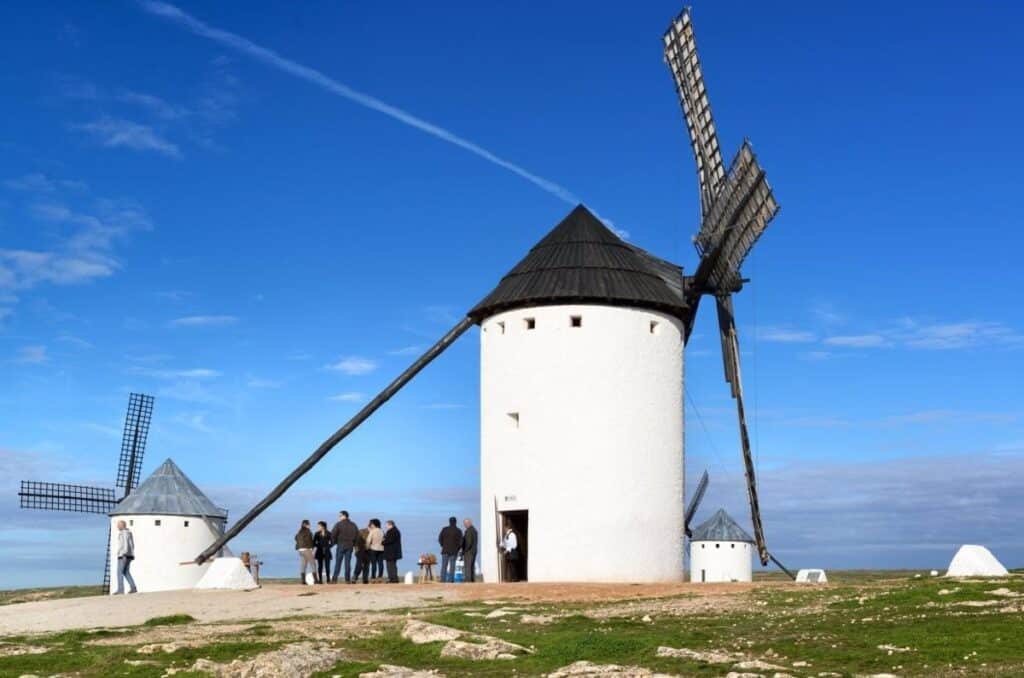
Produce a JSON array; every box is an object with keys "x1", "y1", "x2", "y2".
[
  {"x1": 441, "y1": 554, "x2": 457, "y2": 582},
  {"x1": 116, "y1": 556, "x2": 137, "y2": 593},
  {"x1": 332, "y1": 546, "x2": 353, "y2": 582},
  {"x1": 369, "y1": 551, "x2": 383, "y2": 579}
]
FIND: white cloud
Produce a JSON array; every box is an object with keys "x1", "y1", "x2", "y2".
[
  {"x1": 131, "y1": 366, "x2": 221, "y2": 379},
  {"x1": 4, "y1": 173, "x2": 56, "y2": 192},
  {"x1": 137, "y1": 0, "x2": 581, "y2": 206},
  {"x1": 118, "y1": 90, "x2": 189, "y2": 120},
  {"x1": 175, "y1": 411, "x2": 213, "y2": 433},
  {"x1": 56, "y1": 334, "x2": 93, "y2": 349},
  {"x1": 14, "y1": 345, "x2": 48, "y2": 364},
  {"x1": 422, "y1": 403, "x2": 465, "y2": 410},
  {"x1": 169, "y1": 315, "x2": 238, "y2": 327},
  {"x1": 246, "y1": 377, "x2": 281, "y2": 389},
  {"x1": 757, "y1": 326, "x2": 817, "y2": 343},
  {"x1": 325, "y1": 356, "x2": 377, "y2": 376},
  {"x1": 329, "y1": 392, "x2": 365, "y2": 402},
  {"x1": 0, "y1": 191, "x2": 152, "y2": 310},
  {"x1": 824, "y1": 334, "x2": 888, "y2": 348},
  {"x1": 900, "y1": 320, "x2": 1022, "y2": 350},
  {"x1": 387, "y1": 344, "x2": 424, "y2": 356},
  {"x1": 820, "y1": 320, "x2": 1021, "y2": 351},
  {"x1": 72, "y1": 116, "x2": 181, "y2": 158}
]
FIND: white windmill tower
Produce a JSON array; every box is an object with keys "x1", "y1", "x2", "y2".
[
  {"x1": 470, "y1": 206, "x2": 689, "y2": 582},
  {"x1": 108, "y1": 458, "x2": 227, "y2": 593}
]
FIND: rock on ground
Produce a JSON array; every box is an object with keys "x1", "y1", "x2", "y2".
[
  {"x1": 0, "y1": 644, "x2": 48, "y2": 657},
  {"x1": 547, "y1": 660, "x2": 677, "y2": 677},
  {"x1": 734, "y1": 660, "x2": 787, "y2": 671},
  {"x1": 520, "y1": 614, "x2": 556, "y2": 625},
  {"x1": 401, "y1": 621, "x2": 463, "y2": 645},
  {"x1": 138, "y1": 642, "x2": 186, "y2": 654},
  {"x1": 656, "y1": 646, "x2": 741, "y2": 664},
  {"x1": 439, "y1": 638, "x2": 529, "y2": 660},
  {"x1": 725, "y1": 673, "x2": 764, "y2": 678},
  {"x1": 359, "y1": 665, "x2": 445, "y2": 677},
  {"x1": 188, "y1": 641, "x2": 344, "y2": 677}
]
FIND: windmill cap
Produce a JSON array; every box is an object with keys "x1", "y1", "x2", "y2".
[
  {"x1": 469, "y1": 204, "x2": 688, "y2": 323},
  {"x1": 109, "y1": 458, "x2": 227, "y2": 519},
  {"x1": 691, "y1": 508, "x2": 755, "y2": 543}
]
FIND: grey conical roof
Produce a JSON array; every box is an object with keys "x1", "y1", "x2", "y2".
[
  {"x1": 110, "y1": 458, "x2": 227, "y2": 519},
  {"x1": 468, "y1": 205, "x2": 688, "y2": 322},
  {"x1": 691, "y1": 508, "x2": 754, "y2": 543}
]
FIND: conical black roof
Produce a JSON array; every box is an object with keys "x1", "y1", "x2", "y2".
[
  {"x1": 691, "y1": 508, "x2": 755, "y2": 543},
  {"x1": 110, "y1": 458, "x2": 227, "y2": 519},
  {"x1": 469, "y1": 205, "x2": 687, "y2": 322}
]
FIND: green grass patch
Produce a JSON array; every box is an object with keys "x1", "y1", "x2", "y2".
[{"x1": 142, "y1": 614, "x2": 196, "y2": 627}]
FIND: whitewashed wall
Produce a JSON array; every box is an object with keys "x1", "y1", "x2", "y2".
[
  {"x1": 689, "y1": 540, "x2": 753, "y2": 582},
  {"x1": 480, "y1": 304, "x2": 684, "y2": 582},
  {"x1": 108, "y1": 515, "x2": 224, "y2": 593}
]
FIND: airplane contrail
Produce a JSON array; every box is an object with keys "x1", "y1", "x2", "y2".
[{"x1": 137, "y1": 1, "x2": 580, "y2": 206}]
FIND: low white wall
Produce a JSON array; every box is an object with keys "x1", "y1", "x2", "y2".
[
  {"x1": 689, "y1": 540, "x2": 752, "y2": 583},
  {"x1": 108, "y1": 514, "x2": 224, "y2": 593}
]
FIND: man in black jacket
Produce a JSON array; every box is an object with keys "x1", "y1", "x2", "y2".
[
  {"x1": 438, "y1": 516, "x2": 463, "y2": 583},
  {"x1": 461, "y1": 518, "x2": 478, "y2": 583},
  {"x1": 382, "y1": 520, "x2": 403, "y2": 583},
  {"x1": 330, "y1": 510, "x2": 359, "y2": 583}
]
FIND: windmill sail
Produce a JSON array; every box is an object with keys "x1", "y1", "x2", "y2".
[
  {"x1": 116, "y1": 393, "x2": 154, "y2": 498},
  {"x1": 664, "y1": 8, "x2": 726, "y2": 218},
  {"x1": 715, "y1": 296, "x2": 768, "y2": 565},
  {"x1": 665, "y1": 7, "x2": 781, "y2": 571},
  {"x1": 684, "y1": 469, "x2": 709, "y2": 536}
]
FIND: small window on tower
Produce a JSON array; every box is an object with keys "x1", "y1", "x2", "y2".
[
  {"x1": 650, "y1": 320, "x2": 660, "y2": 334},
  {"x1": 715, "y1": 543, "x2": 720, "y2": 549},
  {"x1": 507, "y1": 412, "x2": 520, "y2": 429},
  {"x1": 524, "y1": 317, "x2": 536, "y2": 330},
  {"x1": 497, "y1": 321, "x2": 505, "y2": 334},
  {"x1": 184, "y1": 520, "x2": 190, "y2": 527},
  {"x1": 155, "y1": 519, "x2": 162, "y2": 527},
  {"x1": 730, "y1": 543, "x2": 735, "y2": 549},
  {"x1": 129, "y1": 520, "x2": 133, "y2": 526},
  {"x1": 570, "y1": 315, "x2": 582, "y2": 328}
]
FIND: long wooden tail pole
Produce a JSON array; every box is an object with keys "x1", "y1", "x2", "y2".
[{"x1": 193, "y1": 316, "x2": 475, "y2": 564}]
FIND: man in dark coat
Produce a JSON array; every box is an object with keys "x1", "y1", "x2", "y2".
[
  {"x1": 330, "y1": 510, "x2": 359, "y2": 584},
  {"x1": 461, "y1": 518, "x2": 478, "y2": 583},
  {"x1": 382, "y1": 520, "x2": 403, "y2": 583},
  {"x1": 437, "y1": 516, "x2": 463, "y2": 583}
]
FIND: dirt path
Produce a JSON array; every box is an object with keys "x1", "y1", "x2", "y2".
[
  {"x1": 0, "y1": 584, "x2": 460, "y2": 636},
  {"x1": 0, "y1": 581, "x2": 782, "y2": 636}
]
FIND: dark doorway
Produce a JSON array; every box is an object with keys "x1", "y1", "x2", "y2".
[{"x1": 501, "y1": 509, "x2": 528, "y2": 582}]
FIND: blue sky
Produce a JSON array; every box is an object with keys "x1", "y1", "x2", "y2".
[{"x1": 1, "y1": 1, "x2": 1022, "y2": 588}]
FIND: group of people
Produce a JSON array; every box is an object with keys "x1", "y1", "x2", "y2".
[
  {"x1": 294, "y1": 511, "x2": 403, "y2": 584},
  {"x1": 294, "y1": 513, "x2": 488, "y2": 585}
]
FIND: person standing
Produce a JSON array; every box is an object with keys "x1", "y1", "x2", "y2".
[
  {"x1": 295, "y1": 519, "x2": 315, "y2": 584},
  {"x1": 353, "y1": 523, "x2": 370, "y2": 584},
  {"x1": 502, "y1": 522, "x2": 520, "y2": 582},
  {"x1": 461, "y1": 518, "x2": 479, "y2": 583},
  {"x1": 438, "y1": 516, "x2": 463, "y2": 583},
  {"x1": 330, "y1": 510, "x2": 359, "y2": 583},
  {"x1": 382, "y1": 520, "x2": 403, "y2": 583},
  {"x1": 312, "y1": 520, "x2": 333, "y2": 584},
  {"x1": 366, "y1": 518, "x2": 385, "y2": 582},
  {"x1": 113, "y1": 519, "x2": 138, "y2": 594}
]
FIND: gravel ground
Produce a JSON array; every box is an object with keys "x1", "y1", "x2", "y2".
[{"x1": 0, "y1": 581, "x2": 769, "y2": 636}]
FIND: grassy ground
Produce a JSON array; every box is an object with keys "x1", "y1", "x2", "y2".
[
  {"x1": 1, "y1": 572, "x2": 1022, "y2": 677},
  {"x1": 0, "y1": 585, "x2": 100, "y2": 607}
]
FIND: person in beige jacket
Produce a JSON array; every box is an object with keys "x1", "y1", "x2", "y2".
[{"x1": 365, "y1": 518, "x2": 385, "y2": 581}]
